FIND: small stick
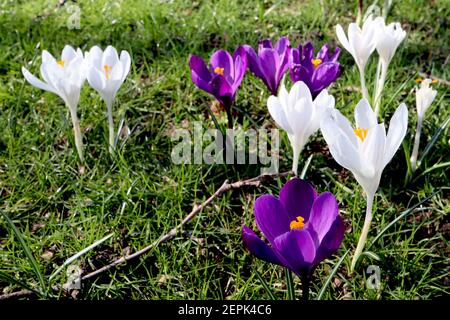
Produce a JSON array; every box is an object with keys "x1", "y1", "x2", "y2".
[
  {"x1": 81, "y1": 171, "x2": 292, "y2": 281},
  {"x1": 0, "y1": 289, "x2": 34, "y2": 300},
  {"x1": 418, "y1": 72, "x2": 450, "y2": 86}
]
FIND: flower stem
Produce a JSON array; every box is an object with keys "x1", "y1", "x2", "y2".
[
  {"x1": 358, "y1": 65, "x2": 369, "y2": 101},
  {"x1": 107, "y1": 101, "x2": 115, "y2": 154},
  {"x1": 225, "y1": 107, "x2": 233, "y2": 129},
  {"x1": 410, "y1": 116, "x2": 423, "y2": 172},
  {"x1": 69, "y1": 107, "x2": 84, "y2": 163},
  {"x1": 356, "y1": 0, "x2": 363, "y2": 26},
  {"x1": 301, "y1": 273, "x2": 310, "y2": 301},
  {"x1": 374, "y1": 62, "x2": 388, "y2": 117},
  {"x1": 351, "y1": 192, "x2": 374, "y2": 273}
]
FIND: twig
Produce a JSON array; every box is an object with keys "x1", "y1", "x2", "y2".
[
  {"x1": 82, "y1": 171, "x2": 291, "y2": 281},
  {"x1": 0, "y1": 289, "x2": 34, "y2": 300},
  {"x1": 418, "y1": 72, "x2": 450, "y2": 86}
]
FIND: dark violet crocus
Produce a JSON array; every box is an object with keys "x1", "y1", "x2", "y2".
[
  {"x1": 242, "y1": 37, "x2": 291, "y2": 95},
  {"x1": 189, "y1": 47, "x2": 247, "y2": 128},
  {"x1": 289, "y1": 42, "x2": 341, "y2": 97},
  {"x1": 242, "y1": 178, "x2": 345, "y2": 299}
]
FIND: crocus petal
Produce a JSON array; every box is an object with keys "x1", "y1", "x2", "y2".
[
  {"x1": 355, "y1": 99, "x2": 377, "y2": 129},
  {"x1": 307, "y1": 192, "x2": 339, "y2": 243},
  {"x1": 210, "y1": 75, "x2": 233, "y2": 108},
  {"x1": 310, "y1": 62, "x2": 341, "y2": 94},
  {"x1": 314, "y1": 216, "x2": 345, "y2": 265},
  {"x1": 103, "y1": 45, "x2": 120, "y2": 68},
  {"x1": 22, "y1": 67, "x2": 58, "y2": 95},
  {"x1": 335, "y1": 24, "x2": 352, "y2": 55},
  {"x1": 119, "y1": 50, "x2": 131, "y2": 82},
  {"x1": 87, "y1": 66, "x2": 105, "y2": 92},
  {"x1": 210, "y1": 49, "x2": 234, "y2": 80},
  {"x1": 321, "y1": 115, "x2": 362, "y2": 173},
  {"x1": 61, "y1": 45, "x2": 77, "y2": 62},
  {"x1": 242, "y1": 225, "x2": 282, "y2": 265},
  {"x1": 259, "y1": 48, "x2": 279, "y2": 94},
  {"x1": 189, "y1": 55, "x2": 213, "y2": 94},
  {"x1": 254, "y1": 194, "x2": 291, "y2": 243},
  {"x1": 267, "y1": 95, "x2": 293, "y2": 134},
  {"x1": 273, "y1": 229, "x2": 316, "y2": 274},
  {"x1": 242, "y1": 45, "x2": 265, "y2": 79},
  {"x1": 383, "y1": 103, "x2": 408, "y2": 166},
  {"x1": 362, "y1": 123, "x2": 386, "y2": 178},
  {"x1": 279, "y1": 178, "x2": 317, "y2": 223}
]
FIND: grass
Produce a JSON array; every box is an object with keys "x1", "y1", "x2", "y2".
[{"x1": 0, "y1": 0, "x2": 449, "y2": 300}]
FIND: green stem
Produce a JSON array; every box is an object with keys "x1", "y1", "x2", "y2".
[
  {"x1": 285, "y1": 268, "x2": 295, "y2": 300},
  {"x1": 374, "y1": 62, "x2": 388, "y2": 117},
  {"x1": 69, "y1": 107, "x2": 84, "y2": 163},
  {"x1": 351, "y1": 192, "x2": 374, "y2": 272}
]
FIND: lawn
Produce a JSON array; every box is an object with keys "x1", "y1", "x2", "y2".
[{"x1": 0, "y1": 0, "x2": 448, "y2": 300}]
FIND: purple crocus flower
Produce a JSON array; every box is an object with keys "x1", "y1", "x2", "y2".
[
  {"x1": 189, "y1": 47, "x2": 247, "y2": 128},
  {"x1": 242, "y1": 178, "x2": 345, "y2": 298},
  {"x1": 242, "y1": 37, "x2": 291, "y2": 95},
  {"x1": 289, "y1": 42, "x2": 341, "y2": 97}
]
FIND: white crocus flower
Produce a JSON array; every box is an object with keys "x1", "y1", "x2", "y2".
[
  {"x1": 373, "y1": 18, "x2": 406, "y2": 116},
  {"x1": 321, "y1": 99, "x2": 408, "y2": 271},
  {"x1": 22, "y1": 45, "x2": 86, "y2": 162},
  {"x1": 85, "y1": 45, "x2": 131, "y2": 153},
  {"x1": 336, "y1": 15, "x2": 382, "y2": 101},
  {"x1": 410, "y1": 79, "x2": 437, "y2": 172},
  {"x1": 268, "y1": 81, "x2": 335, "y2": 175}
]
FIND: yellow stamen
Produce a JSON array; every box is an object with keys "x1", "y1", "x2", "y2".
[
  {"x1": 431, "y1": 79, "x2": 438, "y2": 84},
  {"x1": 57, "y1": 60, "x2": 65, "y2": 67},
  {"x1": 290, "y1": 216, "x2": 305, "y2": 230},
  {"x1": 311, "y1": 58, "x2": 322, "y2": 69},
  {"x1": 415, "y1": 77, "x2": 423, "y2": 83},
  {"x1": 104, "y1": 64, "x2": 112, "y2": 80},
  {"x1": 214, "y1": 67, "x2": 224, "y2": 76},
  {"x1": 354, "y1": 127, "x2": 368, "y2": 142}
]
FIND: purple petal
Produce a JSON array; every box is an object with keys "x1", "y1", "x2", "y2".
[
  {"x1": 232, "y1": 46, "x2": 248, "y2": 91},
  {"x1": 254, "y1": 194, "x2": 291, "y2": 243},
  {"x1": 302, "y1": 42, "x2": 314, "y2": 63},
  {"x1": 289, "y1": 64, "x2": 313, "y2": 87},
  {"x1": 307, "y1": 192, "x2": 339, "y2": 243},
  {"x1": 242, "y1": 45, "x2": 265, "y2": 80},
  {"x1": 275, "y1": 36, "x2": 290, "y2": 56},
  {"x1": 314, "y1": 216, "x2": 345, "y2": 265},
  {"x1": 279, "y1": 178, "x2": 317, "y2": 223},
  {"x1": 273, "y1": 229, "x2": 317, "y2": 275},
  {"x1": 259, "y1": 48, "x2": 279, "y2": 94},
  {"x1": 189, "y1": 55, "x2": 213, "y2": 93},
  {"x1": 310, "y1": 62, "x2": 341, "y2": 94},
  {"x1": 210, "y1": 49, "x2": 234, "y2": 81},
  {"x1": 316, "y1": 44, "x2": 330, "y2": 61},
  {"x1": 209, "y1": 75, "x2": 234, "y2": 109},
  {"x1": 242, "y1": 225, "x2": 283, "y2": 266},
  {"x1": 329, "y1": 47, "x2": 341, "y2": 63},
  {"x1": 258, "y1": 39, "x2": 273, "y2": 51}
]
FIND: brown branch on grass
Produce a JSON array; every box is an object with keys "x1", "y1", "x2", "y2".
[
  {"x1": 81, "y1": 171, "x2": 292, "y2": 281},
  {"x1": 418, "y1": 72, "x2": 450, "y2": 86},
  {"x1": 0, "y1": 289, "x2": 34, "y2": 300}
]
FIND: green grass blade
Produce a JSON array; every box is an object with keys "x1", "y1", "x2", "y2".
[
  {"x1": 0, "y1": 270, "x2": 39, "y2": 295},
  {"x1": 253, "y1": 267, "x2": 276, "y2": 300},
  {"x1": 418, "y1": 114, "x2": 450, "y2": 165},
  {"x1": 285, "y1": 268, "x2": 295, "y2": 300},
  {"x1": 367, "y1": 191, "x2": 439, "y2": 248},
  {"x1": 0, "y1": 210, "x2": 47, "y2": 295},
  {"x1": 316, "y1": 249, "x2": 349, "y2": 300},
  {"x1": 49, "y1": 233, "x2": 114, "y2": 281}
]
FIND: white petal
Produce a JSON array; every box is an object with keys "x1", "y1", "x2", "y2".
[
  {"x1": 42, "y1": 50, "x2": 56, "y2": 64},
  {"x1": 333, "y1": 109, "x2": 359, "y2": 147},
  {"x1": 288, "y1": 81, "x2": 312, "y2": 108},
  {"x1": 87, "y1": 66, "x2": 105, "y2": 92},
  {"x1": 120, "y1": 50, "x2": 131, "y2": 81},
  {"x1": 267, "y1": 96, "x2": 293, "y2": 134},
  {"x1": 321, "y1": 116, "x2": 362, "y2": 173},
  {"x1": 102, "y1": 46, "x2": 119, "y2": 67},
  {"x1": 86, "y1": 45, "x2": 103, "y2": 67},
  {"x1": 22, "y1": 66, "x2": 58, "y2": 94},
  {"x1": 61, "y1": 45, "x2": 77, "y2": 62},
  {"x1": 355, "y1": 98, "x2": 377, "y2": 129},
  {"x1": 289, "y1": 97, "x2": 312, "y2": 138},
  {"x1": 335, "y1": 24, "x2": 352, "y2": 55},
  {"x1": 361, "y1": 123, "x2": 386, "y2": 177},
  {"x1": 383, "y1": 103, "x2": 408, "y2": 166}
]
